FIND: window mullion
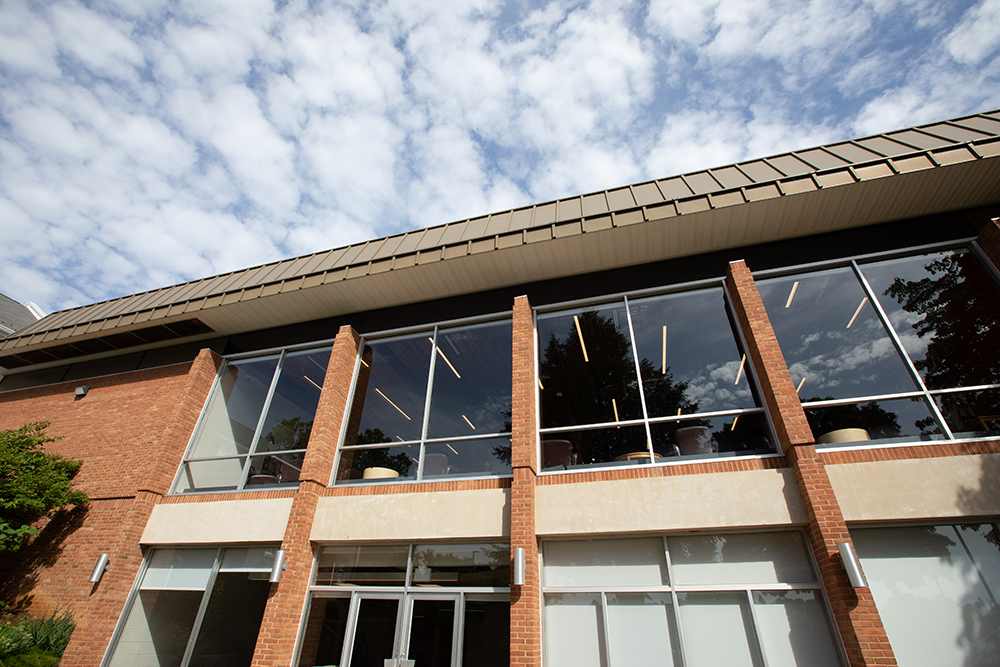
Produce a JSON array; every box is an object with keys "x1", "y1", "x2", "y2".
[
  {"x1": 663, "y1": 536, "x2": 689, "y2": 667},
  {"x1": 744, "y1": 589, "x2": 770, "y2": 667},
  {"x1": 417, "y1": 328, "x2": 440, "y2": 480},
  {"x1": 179, "y1": 547, "x2": 224, "y2": 667}
]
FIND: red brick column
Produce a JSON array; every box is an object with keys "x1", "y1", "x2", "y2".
[
  {"x1": 510, "y1": 295, "x2": 541, "y2": 666},
  {"x1": 62, "y1": 348, "x2": 223, "y2": 667},
  {"x1": 726, "y1": 260, "x2": 897, "y2": 667},
  {"x1": 252, "y1": 326, "x2": 360, "y2": 667},
  {"x1": 976, "y1": 217, "x2": 1000, "y2": 269}
]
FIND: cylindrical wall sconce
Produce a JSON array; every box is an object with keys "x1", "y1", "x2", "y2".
[
  {"x1": 269, "y1": 549, "x2": 288, "y2": 583},
  {"x1": 513, "y1": 547, "x2": 526, "y2": 586},
  {"x1": 838, "y1": 542, "x2": 868, "y2": 588},
  {"x1": 89, "y1": 553, "x2": 110, "y2": 583}
]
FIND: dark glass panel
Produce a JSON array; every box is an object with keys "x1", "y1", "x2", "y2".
[
  {"x1": 174, "y1": 457, "x2": 246, "y2": 493},
  {"x1": 254, "y1": 348, "x2": 331, "y2": 454},
  {"x1": 649, "y1": 413, "x2": 773, "y2": 458},
  {"x1": 757, "y1": 267, "x2": 917, "y2": 400},
  {"x1": 934, "y1": 389, "x2": 1000, "y2": 437},
  {"x1": 406, "y1": 599, "x2": 454, "y2": 667},
  {"x1": 422, "y1": 438, "x2": 512, "y2": 478},
  {"x1": 805, "y1": 396, "x2": 943, "y2": 444},
  {"x1": 861, "y1": 250, "x2": 1000, "y2": 390},
  {"x1": 462, "y1": 599, "x2": 510, "y2": 667},
  {"x1": 187, "y1": 356, "x2": 279, "y2": 460},
  {"x1": 426, "y1": 321, "x2": 513, "y2": 439},
  {"x1": 188, "y1": 573, "x2": 270, "y2": 667},
  {"x1": 538, "y1": 304, "x2": 642, "y2": 428},
  {"x1": 297, "y1": 597, "x2": 350, "y2": 667},
  {"x1": 629, "y1": 288, "x2": 758, "y2": 416},
  {"x1": 315, "y1": 546, "x2": 409, "y2": 587},
  {"x1": 540, "y1": 425, "x2": 648, "y2": 469},
  {"x1": 411, "y1": 543, "x2": 510, "y2": 587},
  {"x1": 336, "y1": 445, "x2": 418, "y2": 482},
  {"x1": 348, "y1": 336, "x2": 432, "y2": 446},
  {"x1": 247, "y1": 451, "x2": 303, "y2": 486},
  {"x1": 350, "y1": 598, "x2": 400, "y2": 667}
]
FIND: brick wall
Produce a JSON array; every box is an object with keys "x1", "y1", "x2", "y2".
[
  {"x1": 510, "y1": 295, "x2": 541, "y2": 666},
  {"x1": 0, "y1": 348, "x2": 221, "y2": 666}
]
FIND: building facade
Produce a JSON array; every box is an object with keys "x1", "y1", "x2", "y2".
[{"x1": 2, "y1": 110, "x2": 1000, "y2": 667}]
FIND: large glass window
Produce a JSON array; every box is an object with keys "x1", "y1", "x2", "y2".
[
  {"x1": 537, "y1": 285, "x2": 773, "y2": 471},
  {"x1": 756, "y1": 247, "x2": 1000, "y2": 445},
  {"x1": 542, "y1": 532, "x2": 842, "y2": 667},
  {"x1": 173, "y1": 346, "x2": 332, "y2": 493},
  {"x1": 297, "y1": 542, "x2": 509, "y2": 667},
  {"x1": 104, "y1": 547, "x2": 275, "y2": 667},
  {"x1": 335, "y1": 320, "x2": 513, "y2": 483},
  {"x1": 852, "y1": 523, "x2": 1000, "y2": 667}
]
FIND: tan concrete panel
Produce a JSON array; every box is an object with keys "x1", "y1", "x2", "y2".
[
  {"x1": 828, "y1": 453, "x2": 1000, "y2": 522},
  {"x1": 536, "y1": 468, "x2": 806, "y2": 536},
  {"x1": 141, "y1": 498, "x2": 294, "y2": 544},
  {"x1": 312, "y1": 488, "x2": 510, "y2": 541}
]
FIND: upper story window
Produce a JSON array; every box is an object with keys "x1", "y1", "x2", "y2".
[
  {"x1": 172, "y1": 345, "x2": 332, "y2": 493},
  {"x1": 335, "y1": 319, "x2": 513, "y2": 483},
  {"x1": 756, "y1": 246, "x2": 1000, "y2": 445},
  {"x1": 537, "y1": 285, "x2": 774, "y2": 471}
]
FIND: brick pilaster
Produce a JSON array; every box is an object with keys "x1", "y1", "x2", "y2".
[
  {"x1": 510, "y1": 295, "x2": 541, "y2": 666},
  {"x1": 975, "y1": 217, "x2": 1000, "y2": 270},
  {"x1": 62, "y1": 348, "x2": 222, "y2": 667},
  {"x1": 726, "y1": 260, "x2": 896, "y2": 666},
  {"x1": 252, "y1": 326, "x2": 360, "y2": 667}
]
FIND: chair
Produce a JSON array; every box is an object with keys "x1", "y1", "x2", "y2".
[
  {"x1": 676, "y1": 426, "x2": 716, "y2": 455},
  {"x1": 247, "y1": 474, "x2": 280, "y2": 485},
  {"x1": 422, "y1": 453, "x2": 458, "y2": 476},
  {"x1": 542, "y1": 440, "x2": 579, "y2": 470}
]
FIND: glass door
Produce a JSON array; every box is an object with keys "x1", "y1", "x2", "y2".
[
  {"x1": 400, "y1": 595, "x2": 460, "y2": 667},
  {"x1": 345, "y1": 594, "x2": 404, "y2": 667}
]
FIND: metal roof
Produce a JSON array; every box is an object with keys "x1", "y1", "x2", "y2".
[{"x1": 3, "y1": 109, "x2": 1000, "y2": 371}]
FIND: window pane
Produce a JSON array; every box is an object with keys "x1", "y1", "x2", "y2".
[
  {"x1": 538, "y1": 304, "x2": 642, "y2": 428},
  {"x1": 934, "y1": 389, "x2": 1000, "y2": 437},
  {"x1": 253, "y1": 348, "x2": 330, "y2": 454},
  {"x1": 188, "y1": 572, "x2": 270, "y2": 667},
  {"x1": 187, "y1": 357, "x2": 279, "y2": 459},
  {"x1": 426, "y1": 321, "x2": 512, "y2": 439},
  {"x1": 543, "y1": 538, "x2": 667, "y2": 587},
  {"x1": 107, "y1": 589, "x2": 203, "y2": 667},
  {"x1": 677, "y1": 592, "x2": 761, "y2": 667},
  {"x1": 853, "y1": 525, "x2": 1000, "y2": 667},
  {"x1": 629, "y1": 288, "x2": 758, "y2": 416},
  {"x1": 173, "y1": 458, "x2": 246, "y2": 493},
  {"x1": 423, "y1": 437, "x2": 512, "y2": 477},
  {"x1": 219, "y1": 547, "x2": 276, "y2": 573},
  {"x1": 606, "y1": 593, "x2": 681, "y2": 666},
  {"x1": 350, "y1": 598, "x2": 400, "y2": 667},
  {"x1": 336, "y1": 445, "x2": 418, "y2": 482},
  {"x1": 406, "y1": 599, "x2": 454, "y2": 667},
  {"x1": 752, "y1": 590, "x2": 842, "y2": 667},
  {"x1": 668, "y1": 533, "x2": 814, "y2": 586},
  {"x1": 462, "y1": 599, "x2": 509, "y2": 667},
  {"x1": 540, "y1": 425, "x2": 648, "y2": 470},
  {"x1": 247, "y1": 451, "x2": 304, "y2": 486},
  {"x1": 140, "y1": 549, "x2": 217, "y2": 591},
  {"x1": 757, "y1": 268, "x2": 918, "y2": 400},
  {"x1": 956, "y1": 524, "x2": 1000, "y2": 594},
  {"x1": 298, "y1": 597, "x2": 350, "y2": 667},
  {"x1": 347, "y1": 337, "x2": 432, "y2": 446},
  {"x1": 649, "y1": 413, "x2": 773, "y2": 458},
  {"x1": 861, "y1": 250, "x2": 1000, "y2": 390},
  {"x1": 411, "y1": 543, "x2": 509, "y2": 587},
  {"x1": 805, "y1": 397, "x2": 942, "y2": 444},
  {"x1": 315, "y1": 545, "x2": 409, "y2": 586},
  {"x1": 543, "y1": 594, "x2": 607, "y2": 667}
]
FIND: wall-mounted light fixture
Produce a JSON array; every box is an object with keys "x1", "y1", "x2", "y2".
[
  {"x1": 838, "y1": 542, "x2": 868, "y2": 588},
  {"x1": 89, "y1": 553, "x2": 110, "y2": 583},
  {"x1": 269, "y1": 550, "x2": 288, "y2": 583},
  {"x1": 75, "y1": 386, "x2": 90, "y2": 398},
  {"x1": 513, "y1": 547, "x2": 526, "y2": 586}
]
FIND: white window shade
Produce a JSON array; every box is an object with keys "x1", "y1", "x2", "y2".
[
  {"x1": 606, "y1": 593, "x2": 680, "y2": 666},
  {"x1": 139, "y1": 549, "x2": 215, "y2": 591},
  {"x1": 543, "y1": 538, "x2": 667, "y2": 587},
  {"x1": 752, "y1": 590, "x2": 841, "y2": 667},
  {"x1": 668, "y1": 532, "x2": 814, "y2": 585},
  {"x1": 543, "y1": 594, "x2": 606, "y2": 667}
]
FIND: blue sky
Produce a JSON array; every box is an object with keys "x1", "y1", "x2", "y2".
[{"x1": 1, "y1": 0, "x2": 998, "y2": 315}]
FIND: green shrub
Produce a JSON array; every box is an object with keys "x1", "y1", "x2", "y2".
[
  {"x1": 24, "y1": 610, "x2": 74, "y2": 657},
  {"x1": 0, "y1": 609, "x2": 74, "y2": 666},
  {"x1": 0, "y1": 623, "x2": 32, "y2": 659}
]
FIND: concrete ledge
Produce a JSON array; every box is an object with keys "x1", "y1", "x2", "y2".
[{"x1": 141, "y1": 497, "x2": 293, "y2": 544}]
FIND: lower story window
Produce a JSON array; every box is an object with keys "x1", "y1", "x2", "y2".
[
  {"x1": 852, "y1": 523, "x2": 1000, "y2": 667},
  {"x1": 297, "y1": 543, "x2": 509, "y2": 667},
  {"x1": 542, "y1": 532, "x2": 843, "y2": 667},
  {"x1": 104, "y1": 547, "x2": 276, "y2": 667}
]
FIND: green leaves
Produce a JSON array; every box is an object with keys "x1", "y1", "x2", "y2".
[{"x1": 0, "y1": 423, "x2": 88, "y2": 552}]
